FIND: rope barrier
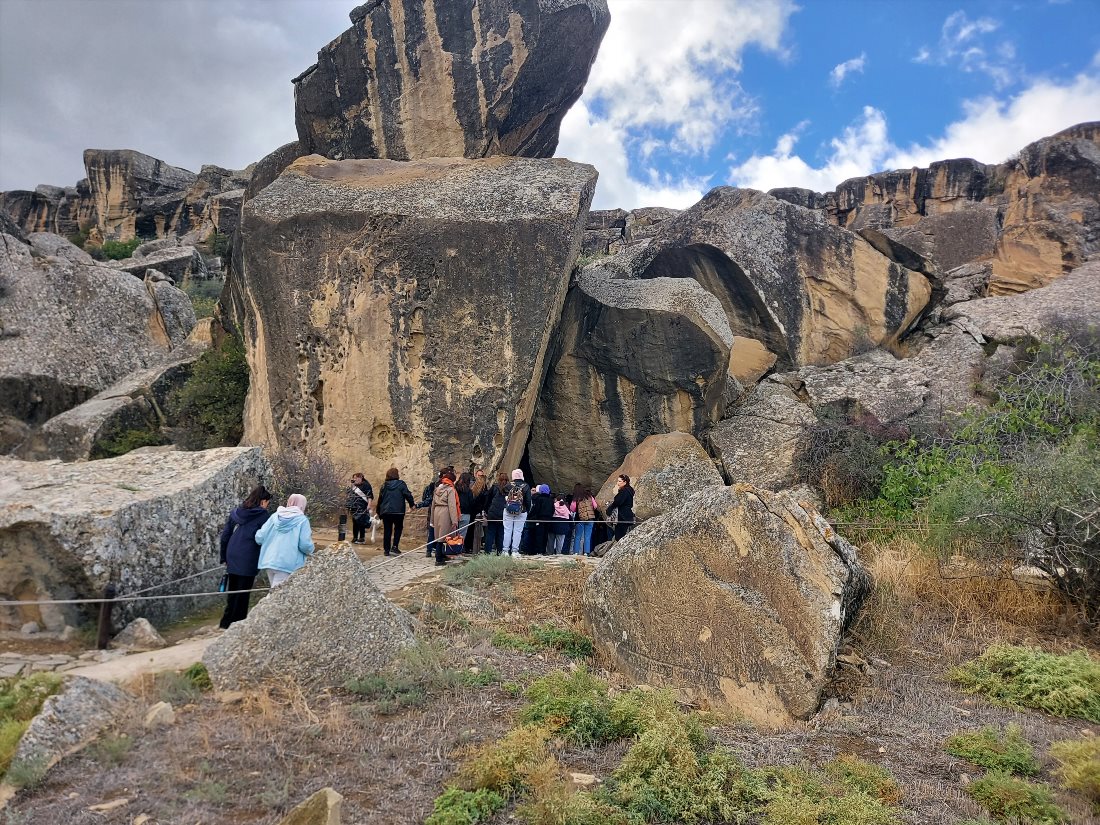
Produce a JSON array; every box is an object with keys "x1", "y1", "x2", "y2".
[{"x1": 0, "y1": 587, "x2": 270, "y2": 608}]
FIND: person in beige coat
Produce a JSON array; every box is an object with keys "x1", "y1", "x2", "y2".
[{"x1": 429, "y1": 468, "x2": 460, "y2": 567}]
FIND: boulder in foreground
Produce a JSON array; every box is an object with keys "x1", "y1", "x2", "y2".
[
  {"x1": 583, "y1": 485, "x2": 870, "y2": 726},
  {"x1": 203, "y1": 546, "x2": 416, "y2": 690}
]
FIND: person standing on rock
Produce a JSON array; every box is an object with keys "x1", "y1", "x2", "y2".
[
  {"x1": 501, "y1": 469, "x2": 531, "y2": 556},
  {"x1": 485, "y1": 472, "x2": 509, "y2": 555},
  {"x1": 429, "y1": 468, "x2": 461, "y2": 567},
  {"x1": 607, "y1": 474, "x2": 636, "y2": 542},
  {"x1": 217, "y1": 485, "x2": 272, "y2": 628},
  {"x1": 255, "y1": 493, "x2": 315, "y2": 587},
  {"x1": 346, "y1": 472, "x2": 374, "y2": 544},
  {"x1": 570, "y1": 483, "x2": 599, "y2": 556},
  {"x1": 376, "y1": 467, "x2": 417, "y2": 556}
]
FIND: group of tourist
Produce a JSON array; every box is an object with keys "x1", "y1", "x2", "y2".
[{"x1": 215, "y1": 464, "x2": 637, "y2": 627}]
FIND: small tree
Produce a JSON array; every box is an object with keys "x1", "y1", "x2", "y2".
[{"x1": 267, "y1": 446, "x2": 349, "y2": 523}]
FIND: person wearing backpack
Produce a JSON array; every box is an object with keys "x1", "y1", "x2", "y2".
[
  {"x1": 501, "y1": 468, "x2": 531, "y2": 556},
  {"x1": 569, "y1": 483, "x2": 599, "y2": 556}
]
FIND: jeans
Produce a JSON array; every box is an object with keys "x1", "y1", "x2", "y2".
[
  {"x1": 572, "y1": 520, "x2": 594, "y2": 555},
  {"x1": 485, "y1": 522, "x2": 504, "y2": 554},
  {"x1": 503, "y1": 513, "x2": 526, "y2": 554},
  {"x1": 549, "y1": 533, "x2": 566, "y2": 554},
  {"x1": 381, "y1": 513, "x2": 405, "y2": 553}
]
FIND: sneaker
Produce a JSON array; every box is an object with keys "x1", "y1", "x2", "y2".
[
  {"x1": 435, "y1": 559, "x2": 448, "y2": 567},
  {"x1": 384, "y1": 551, "x2": 391, "y2": 556},
  {"x1": 392, "y1": 548, "x2": 401, "y2": 555}
]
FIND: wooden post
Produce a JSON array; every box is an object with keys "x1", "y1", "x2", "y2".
[{"x1": 96, "y1": 583, "x2": 116, "y2": 650}]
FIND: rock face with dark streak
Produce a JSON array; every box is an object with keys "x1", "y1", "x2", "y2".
[
  {"x1": 83, "y1": 149, "x2": 199, "y2": 241},
  {"x1": 583, "y1": 484, "x2": 870, "y2": 727},
  {"x1": 529, "y1": 267, "x2": 732, "y2": 490},
  {"x1": 293, "y1": 0, "x2": 610, "y2": 162},
  {"x1": 770, "y1": 122, "x2": 1100, "y2": 296},
  {"x1": 607, "y1": 187, "x2": 931, "y2": 375},
  {"x1": 238, "y1": 154, "x2": 596, "y2": 494}
]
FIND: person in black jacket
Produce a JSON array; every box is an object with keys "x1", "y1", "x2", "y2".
[
  {"x1": 346, "y1": 472, "x2": 374, "y2": 544},
  {"x1": 485, "y1": 472, "x2": 509, "y2": 555},
  {"x1": 376, "y1": 467, "x2": 418, "y2": 556},
  {"x1": 218, "y1": 485, "x2": 272, "y2": 628},
  {"x1": 455, "y1": 472, "x2": 476, "y2": 555},
  {"x1": 528, "y1": 484, "x2": 556, "y2": 554},
  {"x1": 607, "y1": 474, "x2": 636, "y2": 541}
]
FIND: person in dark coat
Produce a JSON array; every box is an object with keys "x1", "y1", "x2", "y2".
[
  {"x1": 607, "y1": 474, "x2": 636, "y2": 542},
  {"x1": 485, "y1": 472, "x2": 509, "y2": 555},
  {"x1": 466, "y1": 469, "x2": 490, "y2": 552},
  {"x1": 418, "y1": 466, "x2": 452, "y2": 557},
  {"x1": 346, "y1": 472, "x2": 374, "y2": 544},
  {"x1": 218, "y1": 485, "x2": 271, "y2": 629},
  {"x1": 455, "y1": 472, "x2": 476, "y2": 555},
  {"x1": 376, "y1": 467, "x2": 417, "y2": 556},
  {"x1": 528, "y1": 484, "x2": 556, "y2": 554}
]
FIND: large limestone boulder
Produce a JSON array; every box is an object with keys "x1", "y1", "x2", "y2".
[
  {"x1": 583, "y1": 485, "x2": 870, "y2": 726},
  {"x1": 529, "y1": 270, "x2": 732, "y2": 489},
  {"x1": 111, "y1": 244, "x2": 210, "y2": 282},
  {"x1": 710, "y1": 378, "x2": 818, "y2": 490},
  {"x1": 27, "y1": 232, "x2": 94, "y2": 265},
  {"x1": 83, "y1": 149, "x2": 199, "y2": 241},
  {"x1": 237, "y1": 154, "x2": 596, "y2": 493},
  {"x1": 594, "y1": 432, "x2": 722, "y2": 520},
  {"x1": 293, "y1": 0, "x2": 610, "y2": 162},
  {"x1": 0, "y1": 447, "x2": 267, "y2": 631},
  {"x1": 0, "y1": 180, "x2": 96, "y2": 238},
  {"x1": 0, "y1": 232, "x2": 195, "y2": 427},
  {"x1": 203, "y1": 547, "x2": 416, "y2": 689},
  {"x1": 614, "y1": 187, "x2": 931, "y2": 372},
  {"x1": 17, "y1": 349, "x2": 201, "y2": 461},
  {"x1": 7, "y1": 677, "x2": 133, "y2": 781}
]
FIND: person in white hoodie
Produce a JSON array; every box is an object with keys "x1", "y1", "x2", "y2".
[{"x1": 255, "y1": 493, "x2": 315, "y2": 587}]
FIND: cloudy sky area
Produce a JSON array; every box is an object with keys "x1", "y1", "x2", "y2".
[{"x1": 1, "y1": 0, "x2": 1098, "y2": 209}]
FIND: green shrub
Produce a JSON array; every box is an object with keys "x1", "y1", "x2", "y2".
[
  {"x1": 491, "y1": 630, "x2": 539, "y2": 654},
  {"x1": 91, "y1": 427, "x2": 168, "y2": 459},
  {"x1": 444, "y1": 554, "x2": 525, "y2": 588},
  {"x1": 949, "y1": 645, "x2": 1100, "y2": 722},
  {"x1": 184, "y1": 663, "x2": 213, "y2": 692},
  {"x1": 965, "y1": 772, "x2": 1067, "y2": 823},
  {"x1": 458, "y1": 723, "x2": 554, "y2": 792},
  {"x1": 529, "y1": 625, "x2": 594, "y2": 660},
  {"x1": 1049, "y1": 736, "x2": 1100, "y2": 811},
  {"x1": 0, "y1": 673, "x2": 64, "y2": 723},
  {"x1": 168, "y1": 334, "x2": 249, "y2": 449},
  {"x1": 518, "y1": 669, "x2": 636, "y2": 747},
  {"x1": 345, "y1": 673, "x2": 427, "y2": 713},
  {"x1": 184, "y1": 277, "x2": 224, "y2": 319},
  {"x1": 761, "y1": 764, "x2": 900, "y2": 825},
  {"x1": 91, "y1": 734, "x2": 133, "y2": 766},
  {"x1": 100, "y1": 237, "x2": 142, "y2": 260},
  {"x1": 208, "y1": 231, "x2": 231, "y2": 258},
  {"x1": 425, "y1": 787, "x2": 506, "y2": 825},
  {"x1": 0, "y1": 719, "x2": 28, "y2": 775},
  {"x1": 945, "y1": 725, "x2": 1041, "y2": 775},
  {"x1": 3, "y1": 754, "x2": 49, "y2": 789}
]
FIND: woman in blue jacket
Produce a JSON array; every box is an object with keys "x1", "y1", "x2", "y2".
[
  {"x1": 218, "y1": 485, "x2": 271, "y2": 628},
  {"x1": 256, "y1": 493, "x2": 315, "y2": 587}
]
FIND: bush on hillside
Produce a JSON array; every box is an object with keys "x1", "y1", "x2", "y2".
[
  {"x1": 167, "y1": 333, "x2": 249, "y2": 449},
  {"x1": 266, "y1": 445, "x2": 347, "y2": 521},
  {"x1": 100, "y1": 237, "x2": 142, "y2": 260}
]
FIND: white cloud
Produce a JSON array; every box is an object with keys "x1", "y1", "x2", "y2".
[
  {"x1": 728, "y1": 71, "x2": 1100, "y2": 192},
  {"x1": 557, "y1": 0, "x2": 796, "y2": 209},
  {"x1": 915, "y1": 10, "x2": 1014, "y2": 87},
  {"x1": 557, "y1": 103, "x2": 708, "y2": 210},
  {"x1": 829, "y1": 53, "x2": 866, "y2": 88}
]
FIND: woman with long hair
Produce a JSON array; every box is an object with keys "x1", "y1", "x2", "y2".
[
  {"x1": 484, "y1": 472, "x2": 509, "y2": 555},
  {"x1": 375, "y1": 467, "x2": 417, "y2": 556},
  {"x1": 569, "y1": 483, "x2": 599, "y2": 556},
  {"x1": 454, "y1": 472, "x2": 475, "y2": 555},
  {"x1": 607, "y1": 474, "x2": 636, "y2": 542},
  {"x1": 217, "y1": 484, "x2": 271, "y2": 628}
]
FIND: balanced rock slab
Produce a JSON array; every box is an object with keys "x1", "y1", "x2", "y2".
[
  {"x1": 622, "y1": 187, "x2": 931, "y2": 371},
  {"x1": 0, "y1": 447, "x2": 266, "y2": 631},
  {"x1": 583, "y1": 485, "x2": 870, "y2": 726},
  {"x1": 0, "y1": 232, "x2": 195, "y2": 428},
  {"x1": 204, "y1": 547, "x2": 416, "y2": 689},
  {"x1": 237, "y1": 154, "x2": 596, "y2": 493},
  {"x1": 594, "y1": 432, "x2": 722, "y2": 520},
  {"x1": 529, "y1": 269, "x2": 732, "y2": 490},
  {"x1": 293, "y1": 0, "x2": 610, "y2": 161}
]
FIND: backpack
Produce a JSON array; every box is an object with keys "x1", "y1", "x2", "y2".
[
  {"x1": 575, "y1": 496, "x2": 595, "y2": 521},
  {"x1": 505, "y1": 482, "x2": 526, "y2": 515}
]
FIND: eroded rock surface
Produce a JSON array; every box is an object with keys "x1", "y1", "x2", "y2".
[
  {"x1": 237, "y1": 154, "x2": 596, "y2": 493},
  {"x1": 204, "y1": 547, "x2": 416, "y2": 689},
  {"x1": 293, "y1": 0, "x2": 610, "y2": 161},
  {"x1": 529, "y1": 270, "x2": 732, "y2": 489},
  {"x1": 594, "y1": 432, "x2": 722, "y2": 520},
  {"x1": 583, "y1": 485, "x2": 870, "y2": 726},
  {"x1": 0, "y1": 232, "x2": 195, "y2": 427},
  {"x1": 0, "y1": 447, "x2": 267, "y2": 630}
]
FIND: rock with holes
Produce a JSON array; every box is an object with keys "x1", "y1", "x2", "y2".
[
  {"x1": 594, "y1": 432, "x2": 722, "y2": 521},
  {"x1": 203, "y1": 547, "x2": 416, "y2": 689},
  {"x1": 583, "y1": 485, "x2": 870, "y2": 726},
  {"x1": 0, "y1": 232, "x2": 195, "y2": 430},
  {"x1": 528, "y1": 268, "x2": 732, "y2": 490},
  {"x1": 235, "y1": 154, "x2": 596, "y2": 494},
  {"x1": 601, "y1": 187, "x2": 931, "y2": 376},
  {"x1": 0, "y1": 447, "x2": 267, "y2": 631},
  {"x1": 293, "y1": 0, "x2": 610, "y2": 162},
  {"x1": 8, "y1": 676, "x2": 134, "y2": 781}
]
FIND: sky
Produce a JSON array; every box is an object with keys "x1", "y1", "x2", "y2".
[{"x1": 1, "y1": 0, "x2": 1098, "y2": 210}]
